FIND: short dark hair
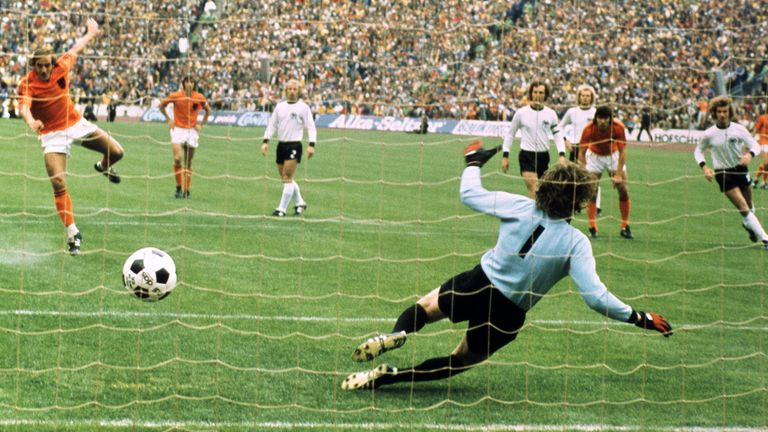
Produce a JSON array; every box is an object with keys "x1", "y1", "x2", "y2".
[
  {"x1": 536, "y1": 161, "x2": 597, "y2": 219},
  {"x1": 181, "y1": 76, "x2": 195, "y2": 86},
  {"x1": 594, "y1": 105, "x2": 613, "y2": 119},
  {"x1": 528, "y1": 81, "x2": 550, "y2": 100}
]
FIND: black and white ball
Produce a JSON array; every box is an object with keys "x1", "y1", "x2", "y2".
[{"x1": 122, "y1": 247, "x2": 177, "y2": 301}]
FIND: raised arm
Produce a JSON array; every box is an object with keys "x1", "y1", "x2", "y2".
[{"x1": 67, "y1": 18, "x2": 100, "y2": 57}]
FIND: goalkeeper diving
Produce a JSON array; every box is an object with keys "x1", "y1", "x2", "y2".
[{"x1": 342, "y1": 141, "x2": 672, "y2": 390}]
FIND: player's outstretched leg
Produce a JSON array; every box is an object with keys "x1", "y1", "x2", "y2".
[
  {"x1": 352, "y1": 331, "x2": 407, "y2": 362},
  {"x1": 341, "y1": 364, "x2": 397, "y2": 390}
]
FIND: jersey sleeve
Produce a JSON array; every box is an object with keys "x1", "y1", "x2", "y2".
[
  {"x1": 304, "y1": 103, "x2": 317, "y2": 143},
  {"x1": 460, "y1": 166, "x2": 531, "y2": 218},
  {"x1": 16, "y1": 78, "x2": 32, "y2": 108},
  {"x1": 569, "y1": 238, "x2": 633, "y2": 322},
  {"x1": 614, "y1": 123, "x2": 627, "y2": 151},
  {"x1": 693, "y1": 132, "x2": 710, "y2": 166},
  {"x1": 56, "y1": 53, "x2": 76, "y2": 72},
  {"x1": 502, "y1": 111, "x2": 521, "y2": 153},
  {"x1": 263, "y1": 104, "x2": 279, "y2": 140},
  {"x1": 549, "y1": 110, "x2": 565, "y2": 154},
  {"x1": 739, "y1": 124, "x2": 760, "y2": 156}
]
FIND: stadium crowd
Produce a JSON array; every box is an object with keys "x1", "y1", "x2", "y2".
[{"x1": 1, "y1": 0, "x2": 767, "y2": 128}]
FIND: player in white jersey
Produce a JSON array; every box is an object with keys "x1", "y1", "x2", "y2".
[
  {"x1": 694, "y1": 96, "x2": 768, "y2": 249},
  {"x1": 341, "y1": 142, "x2": 673, "y2": 390},
  {"x1": 558, "y1": 84, "x2": 601, "y2": 214},
  {"x1": 261, "y1": 79, "x2": 317, "y2": 216},
  {"x1": 502, "y1": 82, "x2": 566, "y2": 197}
]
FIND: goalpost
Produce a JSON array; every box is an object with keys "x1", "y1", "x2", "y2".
[{"x1": 0, "y1": 3, "x2": 766, "y2": 430}]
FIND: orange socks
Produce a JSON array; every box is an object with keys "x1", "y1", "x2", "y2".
[
  {"x1": 587, "y1": 202, "x2": 598, "y2": 230},
  {"x1": 619, "y1": 199, "x2": 631, "y2": 229},
  {"x1": 53, "y1": 189, "x2": 74, "y2": 227},
  {"x1": 174, "y1": 165, "x2": 193, "y2": 192}
]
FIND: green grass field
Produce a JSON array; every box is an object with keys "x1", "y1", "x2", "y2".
[{"x1": 0, "y1": 118, "x2": 766, "y2": 431}]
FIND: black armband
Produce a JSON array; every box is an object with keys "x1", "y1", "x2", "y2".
[
  {"x1": 699, "y1": 161, "x2": 706, "y2": 168},
  {"x1": 308, "y1": 142, "x2": 315, "y2": 148},
  {"x1": 626, "y1": 309, "x2": 639, "y2": 324},
  {"x1": 503, "y1": 151, "x2": 509, "y2": 158}
]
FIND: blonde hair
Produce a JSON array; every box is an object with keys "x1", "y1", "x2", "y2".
[{"x1": 575, "y1": 84, "x2": 596, "y2": 107}]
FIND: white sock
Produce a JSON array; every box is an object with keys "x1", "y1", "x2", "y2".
[
  {"x1": 743, "y1": 212, "x2": 768, "y2": 241},
  {"x1": 66, "y1": 223, "x2": 79, "y2": 238},
  {"x1": 277, "y1": 182, "x2": 295, "y2": 212},
  {"x1": 595, "y1": 186, "x2": 602, "y2": 209},
  {"x1": 292, "y1": 181, "x2": 306, "y2": 206}
]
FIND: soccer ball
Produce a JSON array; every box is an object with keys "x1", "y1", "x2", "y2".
[{"x1": 122, "y1": 247, "x2": 177, "y2": 301}]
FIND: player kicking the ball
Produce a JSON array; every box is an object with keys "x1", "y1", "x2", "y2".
[
  {"x1": 18, "y1": 18, "x2": 124, "y2": 256},
  {"x1": 341, "y1": 141, "x2": 672, "y2": 390}
]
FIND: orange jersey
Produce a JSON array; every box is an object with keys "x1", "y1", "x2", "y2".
[
  {"x1": 755, "y1": 114, "x2": 768, "y2": 145},
  {"x1": 162, "y1": 90, "x2": 209, "y2": 129},
  {"x1": 579, "y1": 120, "x2": 627, "y2": 156},
  {"x1": 17, "y1": 53, "x2": 82, "y2": 134}
]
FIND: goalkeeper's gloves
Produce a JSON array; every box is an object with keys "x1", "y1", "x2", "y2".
[
  {"x1": 628, "y1": 310, "x2": 673, "y2": 337},
  {"x1": 464, "y1": 141, "x2": 502, "y2": 168}
]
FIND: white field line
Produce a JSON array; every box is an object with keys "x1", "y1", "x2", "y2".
[
  {"x1": 0, "y1": 418, "x2": 762, "y2": 431},
  {"x1": 0, "y1": 309, "x2": 766, "y2": 332}
]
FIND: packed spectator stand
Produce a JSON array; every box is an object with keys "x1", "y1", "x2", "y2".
[{"x1": 1, "y1": 0, "x2": 766, "y2": 129}]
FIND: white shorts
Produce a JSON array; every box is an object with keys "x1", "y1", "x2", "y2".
[
  {"x1": 585, "y1": 150, "x2": 626, "y2": 174},
  {"x1": 761, "y1": 144, "x2": 768, "y2": 155},
  {"x1": 40, "y1": 118, "x2": 99, "y2": 155},
  {"x1": 170, "y1": 127, "x2": 199, "y2": 148}
]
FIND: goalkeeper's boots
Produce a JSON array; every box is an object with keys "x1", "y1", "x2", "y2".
[
  {"x1": 742, "y1": 222, "x2": 759, "y2": 243},
  {"x1": 271, "y1": 209, "x2": 286, "y2": 217},
  {"x1": 352, "y1": 331, "x2": 406, "y2": 362},
  {"x1": 620, "y1": 225, "x2": 634, "y2": 240},
  {"x1": 295, "y1": 204, "x2": 307, "y2": 216},
  {"x1": 341, "y1": 364, "x2": 397, "y2": 390},
  {"x1": 94, "y1": 161, "x2": 121, "y2": 184},
  {"x1": 67, "y1": 232, "x2": 82, "y2": 256},
  {"x1": 464, "y1": 141, "x2": 501, "y2": 168}
]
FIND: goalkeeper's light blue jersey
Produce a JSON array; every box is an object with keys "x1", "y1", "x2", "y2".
[{"x1": 461, "y1": 167, "x2": 632, "y2": 322}]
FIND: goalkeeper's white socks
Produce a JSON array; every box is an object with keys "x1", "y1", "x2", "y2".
[
  {"x1": 292, "y1": 181, "x2": 306, "y2": 207},
  {"x1": 743, "y1": 212, "x2": 768, "y2": 242},
  {"x1": 277, "y1": 182, "x2": 295, "y2": 212}
]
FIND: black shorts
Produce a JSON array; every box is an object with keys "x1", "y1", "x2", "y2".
[
  {"x1": 715, "y1": 165, "x2": 750, "y2": 192},
  {"x1": 276, "y1": 142, "x2": 303, "y2": 164},
  {"x1": 518, "y1": 150, "x2": 550, "y2": 177},
  {"x1": 437, "y1": 264, "x2": 527, "y2": 356}
]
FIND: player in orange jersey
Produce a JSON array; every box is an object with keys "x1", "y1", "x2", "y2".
[
  {"x1": 159, "y1": 76, "x2": 210, "y2": 198},
  {"x1": 17, "y1": 18, "x2": 125, "y2": 256},
  {"x1": 751, "y1": 107, "x2": 768, "y2": 189},
  {"x1": 579, "y1": 105, "x2": 633, "y2": 239}
]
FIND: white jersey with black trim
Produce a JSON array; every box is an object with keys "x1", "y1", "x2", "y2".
[
  {"x1": 460, "y1": 166, "x2": 632, "y2": 321},
  {"x1": 694, "y1": 122, "x2": 760, "y2": 169},
  {"x1": 263, "y1": 100, "x2": 317, "y2": 143},
  {"x1": 503, "y1": 105, "x2": 565, "y2": 154},
  {"x1": 558, "y1": 106, "x2": 596, "y2": 143}
]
